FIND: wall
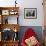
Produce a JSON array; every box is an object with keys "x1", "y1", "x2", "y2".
[
  {"x1": 0, "y1": 0, "x2": 44, "y2": 26},
  {"x1": 19, "y1": 0, "x2": 44, "y2": 26}
]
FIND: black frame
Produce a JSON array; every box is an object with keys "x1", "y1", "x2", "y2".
[{"x1": 24, "y1": 8, "x2": 37, "y2": 19}]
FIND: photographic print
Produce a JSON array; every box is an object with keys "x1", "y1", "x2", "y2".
[
  {"x1": 24, "y1": 8, "x2": 37, "y2": 19},
  {"x1": 2, "y1": 10, "x2": 9, "y2": 15}
]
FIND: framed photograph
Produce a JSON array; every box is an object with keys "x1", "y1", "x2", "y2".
[
  {"x1": 2, "y1": 10, "x2": 9, "y2": 15},
  {"x1": 24, "y1": 8, "x2": 37, "y2": 19}
]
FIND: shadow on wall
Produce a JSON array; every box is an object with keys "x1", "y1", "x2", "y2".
[{"x1": 18, "y1": 26, "x2": 43, "y2": 44}]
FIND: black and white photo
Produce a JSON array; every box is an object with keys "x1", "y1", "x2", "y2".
[{"x1": 24, "y1": 8, "x2": 37, "y2": 19}]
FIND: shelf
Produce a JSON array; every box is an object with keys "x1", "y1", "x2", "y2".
[
  {"x1": 0, "y1": 7, "x2": 19, "y2": 24},
  {"x1": 0, "y1": 7, "x2": 19, "y2": 16},
  {"x1": 0, "y1": 24, "x2": 20, "y2": 32},
  {"x1": 2, "y1": 40, "x2": 19, "y2": 43},
  {"x1": 1, "y1": 40, "x2": 19, "y2": 46},
  {"x1": 0, "y1": 7, "x2": 20, "y2": 46},
  {"x1": 0, "y1": 7, "x2": 19, "y2": 8}
]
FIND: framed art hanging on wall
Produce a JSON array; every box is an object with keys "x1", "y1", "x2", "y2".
[{"x1": 24, "y1": 8, "x2": 37, "y2": 19}]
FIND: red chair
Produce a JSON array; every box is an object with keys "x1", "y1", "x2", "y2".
[{"x1": 21, "y1": 28, "x2": 41, "y2": 46}]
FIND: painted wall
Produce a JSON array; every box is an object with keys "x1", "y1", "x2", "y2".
[
  {"x1": 0, "y1": 0, "x2": 44, "y2": 26},
  {"x1": 19, "y1": 0, "x2": 44, "y2": 26}
]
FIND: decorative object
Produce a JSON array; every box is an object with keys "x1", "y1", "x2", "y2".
[
  {"x1": 5, "y1": 18, "x2": 8, "y2": 24},
  {"x1": 9, "y1": 10, "x2": 18, "y2": 15},
  {"x1": 13, "y1": 32, "x2": 18, "y2": 41},
  {"x1": 24, "y1": 8, "x2": 37, "y2": 19},
  {"x1": 14, "y1": 28, "x2": 17, "y2": 32},
  {"x1": 2, "y1": 16, "x2": 8, "y2": 24},
  {"x1": 2, "y1": 28, "x2": 13, "y2": 41},
  {"x1": 2, "y1": 10, "x2": 9, "y2": 15},
  {"x1": 13, "y1": 28, "x2": 18, "y2": 40},
  {"x1": 15, "y1": 0, "x2": 17, "y2": 7}
]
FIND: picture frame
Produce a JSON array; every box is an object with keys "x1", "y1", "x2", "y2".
[
  {"x1": 9, "y1": 10, "x2": 18, "y2": 15},
  {"x1": 2, "y1": 10, "x2": 9, "y2": 15},
  {"x1": 24, "y1": 8, "x2": 37, "y2": 19}
]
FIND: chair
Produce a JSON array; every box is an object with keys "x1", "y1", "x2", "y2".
[{"x1": 21, "y1": 28, "x2": 41, "y2": 46}]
